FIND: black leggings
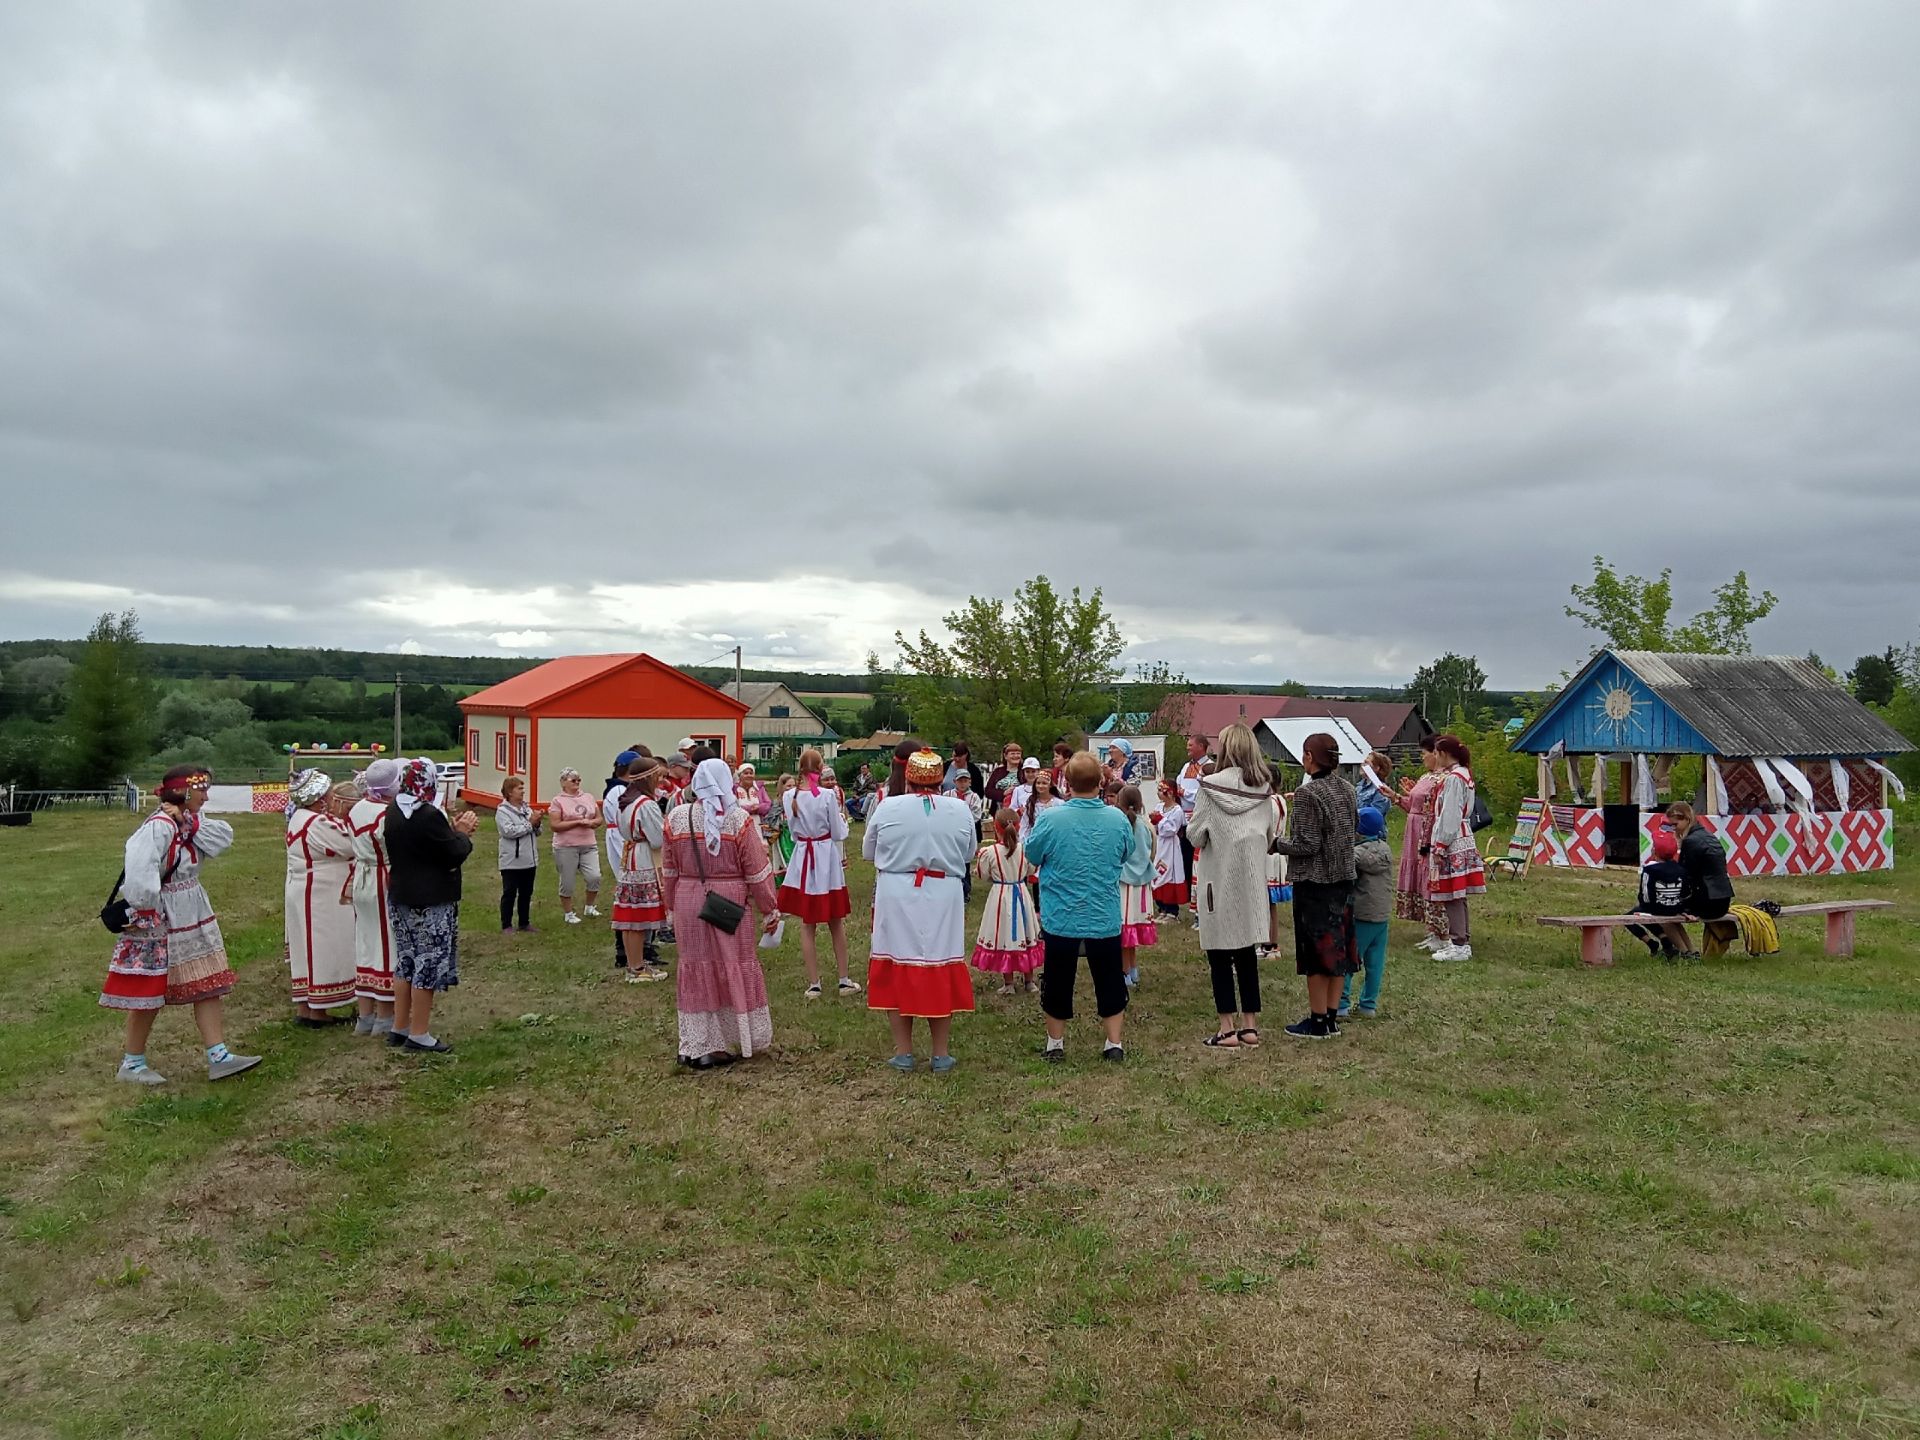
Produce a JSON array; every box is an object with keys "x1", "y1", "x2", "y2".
[
  {"x1": 1040, "y1": 932, "x2": 1128, "y2": 1021},
  {"x1": 1207, "y1": 945, "x2": 1261, "y2": 1016},
  {"x1": 500, "y1": 868, "x2": 534, "y2": 928}
]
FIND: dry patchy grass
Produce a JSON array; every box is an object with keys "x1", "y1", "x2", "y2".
[{"x1": 0, "y1": 811, "x2": 1916, "y2": 1438}]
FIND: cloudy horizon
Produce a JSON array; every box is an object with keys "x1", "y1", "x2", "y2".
[{"x1": 3, "y1": 2, "x2": 1916, "y2": 690}]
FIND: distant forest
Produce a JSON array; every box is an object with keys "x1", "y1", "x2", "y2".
[
  {"x1": 0, "y1": 633, "x2": 1535, "y2": 792},
  {"x1": 0, "y1": 638, "x2": 1475, "y2": 702}
]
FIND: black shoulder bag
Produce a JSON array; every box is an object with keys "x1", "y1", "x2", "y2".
[
  {"x1": 101, "y1": 825, "x2": 184, "y2": 934},
  {"x1": 687, "y1": 805, "x2": 748, "y2": 934},
  {"x1": 1469, "y1": 790, "x2": 1494, "y2": 833}
]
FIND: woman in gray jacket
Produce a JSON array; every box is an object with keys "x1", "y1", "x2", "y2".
[
  {"x1": 1188, "y1": 723, "x2": 1280, "y2": 1048},
  {"x1": 1268, "y1": 732, "x2": 1360, "y2": 1040},
  {"x1": 496, "y1": 777, "x2": 544, "y2": 932}
]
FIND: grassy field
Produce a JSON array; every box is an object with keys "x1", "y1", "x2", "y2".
[{"x1": 0, "y1": 811, "x2": 1915, "y2": 1439}]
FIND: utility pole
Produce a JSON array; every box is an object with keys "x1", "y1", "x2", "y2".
[
  {"x1": 393, "y1": 673, "x2": 403, "y2": 753},
  {"x1": 735, "y1": 645, "x2": 742, "y2": 694}
]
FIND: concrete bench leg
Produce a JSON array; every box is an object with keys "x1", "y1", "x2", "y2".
[
  {"x1": 1580, "y1": 926, "x2": 1614, "y2": 967},
  {"x1": 1825, "y1": 910, "x2": 1856, "y2": 957}
]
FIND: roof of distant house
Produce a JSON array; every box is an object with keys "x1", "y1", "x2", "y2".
[
  {"x1": 1170, "y1": 694, "x2": 1429, "y2": 749},
  {"x1": 460, "y1": 653, "x2": 747, "y2": 715}
]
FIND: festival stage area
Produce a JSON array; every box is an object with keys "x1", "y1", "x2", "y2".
[{"x1": 2, "y1": 811, "x2": 1913, "y2": 1439}]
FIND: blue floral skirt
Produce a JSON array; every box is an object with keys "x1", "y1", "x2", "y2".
[{"x1": 390, "y1": 901, "x2": 460, "y2": 992}]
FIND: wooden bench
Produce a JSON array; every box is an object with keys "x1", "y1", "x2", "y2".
[{"x1": 1538, "y1": 900, "x2": 1894, "y2": 967}]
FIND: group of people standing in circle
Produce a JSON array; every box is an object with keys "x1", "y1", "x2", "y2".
[{"x1": 98, "y1": 724, "x2": 1490, "y2": 1081}]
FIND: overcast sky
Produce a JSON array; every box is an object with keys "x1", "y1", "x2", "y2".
[{"x1": 2, "y1": 2, "x2": 1915, "y2": 689}]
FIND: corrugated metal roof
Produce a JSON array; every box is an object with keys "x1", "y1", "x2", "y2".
[
  {"x1": 1613, "y1": 651, "x2": 1915, "y2": 757},
  {"x1": 721, "y1": 681, "x2": 785, "y2": 708}
]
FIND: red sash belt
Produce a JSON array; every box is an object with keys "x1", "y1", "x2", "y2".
[
  {"x1": 791, "y1": 833, "x2": 830, "y2": 890},
  {"x1": 912, "y1": 867, "x2": 946, "y2": 887}
]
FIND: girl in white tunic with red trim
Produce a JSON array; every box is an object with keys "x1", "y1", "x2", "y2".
[
  {"x1": 347, "y1": 758, "x2": 400, "y2": 1037},
  {"x1": 777, "y1": 747, "x2": 859, "y2": 999},
  {"x1": 284, "y1": 768, "x2": 359, "y2": 1023},
  {"x1": 864, "y1": 749, "x2": 978, "y2": 1072},
  {"x1": 971, "y1": 806, "x2": 1042, "y2": 997}
]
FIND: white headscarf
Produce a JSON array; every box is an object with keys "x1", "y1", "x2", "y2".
[{"x1": 692, "y1": 757, "x2": 737, "y2": 854}]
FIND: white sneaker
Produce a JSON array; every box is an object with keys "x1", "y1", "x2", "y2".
[
  {"x1": 1432, "y1": 943, "x2": 1473, "y2": 962},
  {"x1": 208, "y1": 1053, "x2": 262, "y2": 1081},
  {"x1": 564, "y1": 912, "x2": 582, "y2": 925},
  {"x1": 582, "y1": 906, "x2": 600, "y2": 918},
  {"x1": 116, "y1": 1062, "x2": 166, "y2": 1086},
  {"x1": 1414, "y1": 935, "x2": 1439, "y2": 951}
]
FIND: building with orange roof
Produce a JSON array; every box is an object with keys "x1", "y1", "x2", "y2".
[{"x1": 456, "y1": 654, "x2": 747, "y2": 807}]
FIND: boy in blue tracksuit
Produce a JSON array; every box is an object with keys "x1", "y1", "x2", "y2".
[{"x1": 1340, "y1": 807, "x2": 1394, "y2": 1018}]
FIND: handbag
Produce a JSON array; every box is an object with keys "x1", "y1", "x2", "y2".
[
  {"x1": 100, "y1": 828, "x2": 183, "y2": 934},
  {"x1": 687, "y1": 806, "x2": 748, "y2": 935},
  {"x1": 1469, "y1": 791, "x2": 1493, "y2": 833}
]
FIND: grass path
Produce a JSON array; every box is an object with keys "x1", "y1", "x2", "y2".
[{"x1": 1, "y1": 812, "x2": 1915, "y2": 1438}]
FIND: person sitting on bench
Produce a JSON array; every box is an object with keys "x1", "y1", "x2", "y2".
[
  {"x1": 1664, "y1": 802, "x2": 1735, "y2": 958},
  {"x1": 1625, "y1": 825, "x2": 1686, "y2": 960}
]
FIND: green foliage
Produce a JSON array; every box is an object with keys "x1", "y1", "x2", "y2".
[
  {"x1": 893, "y1": 575, "x2": 1126, "y2": 749},
  {"x1": 63, "y1": 611, "x2": 151, "y2": 785},
  {"x1": 1848, "y1": 649, "x2": 1900, "y2": 706},
  {"x1": 0, "y1": 717, "x2": 72, "y2": 788},
  {"x1": 1410, "y1": 653, "x2": 1486, "y2": 721},
  {"x1": 1871, "y1": 687, "x2": 1920, "y2": 794},
  {"x1": 0, "y1": 655, "x2": 74, "y2": 724},
  {"x1": 1566, "y1": 557, "x2": 1778, "y2": 655},
  {"x1": 153, "y1": 691, "x2": 253, "y2": 750}
]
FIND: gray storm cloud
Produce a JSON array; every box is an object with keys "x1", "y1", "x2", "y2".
[{"x1": 1, "y1": 0, "x2": 1916, "y2": 684}]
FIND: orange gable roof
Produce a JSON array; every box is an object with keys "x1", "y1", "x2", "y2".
[{"x1": 459, "y1": 654, "x2": 748, "y2": 716}]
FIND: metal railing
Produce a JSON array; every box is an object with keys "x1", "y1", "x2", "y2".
[{"x1": 2, "y1": 783, "x2": 141, "y2": 813}]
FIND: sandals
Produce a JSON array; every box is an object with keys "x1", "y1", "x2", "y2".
[
  {"x1": 1203, "y1": 1031, "x2": 1241, "y2": 1049},
  {"x1": 1237, "y1": 1028, "x2": 1262, "y2": 1047}
]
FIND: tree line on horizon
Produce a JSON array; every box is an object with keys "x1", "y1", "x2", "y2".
[{"x1": 5, "y1": 559, "x2": 1918, "y2": 806}]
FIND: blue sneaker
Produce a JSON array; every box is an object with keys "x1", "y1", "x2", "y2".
[
  {"x1": 886, "y1": 1054, "x2": 915, "y2": 1072},
  {"x1": 930, "y1": 1055, "x2": 957, "y2": 1074}
]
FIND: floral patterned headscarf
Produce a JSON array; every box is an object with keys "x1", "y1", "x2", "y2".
[{"x1": 394, "y1": 758, "x2": 440, "y2": 819}]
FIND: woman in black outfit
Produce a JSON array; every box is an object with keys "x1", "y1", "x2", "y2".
[
  {"x1": 383, "y1": 759, "x2": 479, "y2": 1053},
  {"x1": 1664, "y1": 801, "x2": 1735, "y2": 958}
]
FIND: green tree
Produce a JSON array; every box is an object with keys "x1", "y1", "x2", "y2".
[
  {"x1": 1849, "y1": 649, "x2": 1900, "y2": 706},
  {"x1": 153, "y1": 690, "x2": 252, "y2": 750},
  {"x1": 856, "y1": 650, "x2": 911, "y2": 735},
  {"x1": 1409, "y1": 653, "x2": 1487, "y2": 725},
  {"x1": 1566, "y1": 557, "x2": 1778, "y2": 655},
  {"x1": 3, "y1": 655, "x2": 75, "y2": 722},
  {"x1": 65, "y1": 611, "x2": 151, "y2": 785},
  {"x1": 894, "y1": 575, "x2": 1126, "y2": 749}
]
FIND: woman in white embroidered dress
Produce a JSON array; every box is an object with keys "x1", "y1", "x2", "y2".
[
  {"x1": 285, "y1": 769, "x2": 359, "y2": 1023},
  {"x1": 347, "y1": 758, "x2": 401, "y2": 1037},
  {"x1": 612, "y1": 755, "x2": 669, "y2": 983},
  {"x1": 100, "y1": 766, "x2": 262, "y2": 1085}
]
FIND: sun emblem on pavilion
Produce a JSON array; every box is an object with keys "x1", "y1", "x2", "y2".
[{"x1": 1586, "y1": 666, "x2": 1650, "y2": 747}]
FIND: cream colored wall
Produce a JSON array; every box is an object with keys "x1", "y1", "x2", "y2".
[
  {"x1": 535, "y1": 717, "x2": 736, "y2": 803},
  {"x1": 468, "y1": 714, "x2": 511, "y2": 795}
]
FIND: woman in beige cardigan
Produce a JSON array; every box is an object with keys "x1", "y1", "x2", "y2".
[{"x1": 1188, "y1": 723, "x2": 1280, "y2": 1048}]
